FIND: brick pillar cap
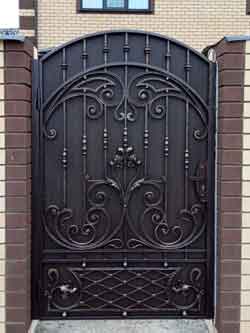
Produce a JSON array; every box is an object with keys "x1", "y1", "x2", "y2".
[
  {"x1": 0, "y1": 29, "x2": 25, "y2": 42},
  {"x1": 225, "y1": 35, "x2": 250, "y2": 42}
]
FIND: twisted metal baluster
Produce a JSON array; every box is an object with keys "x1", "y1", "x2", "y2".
[
  {"x1": 61, "y1": 48, "x2": 68, "y2": 207},
  {"x1": 164, "y1": 40, "x2": 171, "y2": 221},
  {"x1": 123, "y1": 32, "x2": 129, "y2": 187},
  {"x1": 184, "y1": 49, "x2": 192, "y2": 209},
  {"x1": 103, "y1": 34, "x2": 109, "y2": 177},
  {"x1": 144, "y1": 35, "x2": 151, "y2": 176},
  {"x1": 183, "y1": 49, "x2": 192, "y2": 264},
  {"x1": 82, "y1": 39, "x2": 88, "y2": 214}
]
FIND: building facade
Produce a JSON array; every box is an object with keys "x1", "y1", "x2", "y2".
[{"x1": 20, "y1": 0, "x2": 250, "y2": 51}]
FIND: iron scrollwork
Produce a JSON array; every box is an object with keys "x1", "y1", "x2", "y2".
[
  {"x1": 46, "y1": 268, "x2": 81, "y2": 311},
  {"x1": 43, "y1": 65, "x2": 209, "y2": 250}
]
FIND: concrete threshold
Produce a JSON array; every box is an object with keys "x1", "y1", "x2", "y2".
[{"x1": 35, "y1": 319, "x2": 217, "y2": 333}]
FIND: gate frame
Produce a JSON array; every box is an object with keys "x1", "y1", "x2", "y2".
[{"x1": 31, "y1": 30, "x2": 217, "y2": 321}]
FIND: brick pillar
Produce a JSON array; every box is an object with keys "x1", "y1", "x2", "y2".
[
  {"x1": 0, "y1": 39, "x2": 33, "y2": 333},
  {"x1": 214, "y1": 39, "x2": 245, "y2": 333}
]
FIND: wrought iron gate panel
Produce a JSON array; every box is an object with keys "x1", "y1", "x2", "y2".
[{"x1": 32, "y1": 30, "x2": 216, "y2": 320}]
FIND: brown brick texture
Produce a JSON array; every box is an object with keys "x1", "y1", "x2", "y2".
[
  {"x1": 4, "y1": 40, "x2": 33, "y2": 333},
  {"x1": 215, "y1": 39, "x2": 245, "y2": 333}
]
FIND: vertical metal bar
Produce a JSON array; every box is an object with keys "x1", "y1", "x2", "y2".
[
  {"x1": 207, "y1": 61, "x2": 217, "y2": 317},
  {"x1": 103, "y1": 34, "x2": 109, "y2": 178},
  {"x1": 62, "y1": 48, "x2": 68, "y2": 207},
  {"x1": 122, "y1": 32, "x2": 130, "y2": 273},
  {"x1": 123, "y1": 32, "x2": 129, "y2": 187},
  {"x1": 166, "y1": 39, "x2": 171, "y2": 72},
  {"x1": 184, "y1": 49, "x2": 191, "y2": 210},
  {"x1": 31, "y1": 58, "x2": 41, "y2": 318},
  {"x1": 183, "y1": 49, "x2": 191, "y2": 265},
  {"x1": 82, "y1": 39, "x2": 88, "y2": 213},
  {"x1": 144, "y1": 35, "x2": 150, "y2": 176},
  {"x1": 164, "y1": 40, "x2": 170, "y2": 216}
]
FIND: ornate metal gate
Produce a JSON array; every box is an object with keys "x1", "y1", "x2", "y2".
[{"x1": 32, "y1": 30, "x2": 216, "y2": 320}]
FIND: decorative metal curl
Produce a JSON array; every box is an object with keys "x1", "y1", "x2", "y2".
[{"x1": 46, "y1": 268, "x2": 81, "y2": 311}]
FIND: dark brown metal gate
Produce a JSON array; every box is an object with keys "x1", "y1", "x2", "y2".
[{"x1": 32, "y1": 30, "x2": 216, "y2": 320}]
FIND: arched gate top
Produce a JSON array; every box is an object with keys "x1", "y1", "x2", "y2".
[{"x1": 40, "y1": 29, "x2": 210, "y2": 64}]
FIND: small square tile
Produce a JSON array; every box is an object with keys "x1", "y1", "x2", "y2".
[
  {"x1": 0, "y1": 307, "x2": 6, "y2": 322},
  {"x1": 0, "y1": 293, "x2": 5, "y2": 307},
  {"x1": 0, "y1": 54, "x2": 3, "y2": 68},
  {"x1": 241, "y1": 291, "x2": 250, "y2": 305},
  {"x1": 245, "y1": 87, "x2": 250, "y2": 102},
  {"x1": 243, "y1": 213, "x2": 250, "y2": 228},
  {"x1": 242, "y1": 198, "x2": 250, "y2": 212},
  {"x1": 0, "y1": 70, "x2": 3, "y2": 85},
  {"x1": 0, "y1": 246, "x2": 5, "y2": 260},
  {"x1": 0, "y1": 119, "x2": 5, "y2": 133},
  {"x1": 0, "y1": 87, "x2": 3, "y2": 102},
  {"x1": 0, "y1": 322, "x2": 5, "y2": 333},
  {"x1": 246, "y1": 41, "x2": 250, "y2": 54},
  {"x1": 242, "y1": 275, "x2": 250, "y2": 289},
  {"x1": 244, "y1": 118, "x2": 250, "y2": 134},
  {"x1": 0, "y1": 103, "x2": 4, "y2": 117},
  {"x1": 241, "y1": 321, "x2": 250, "y2": 333},
  {"x1": 243, "y1": 229, "x2": 250, "y2": 243},
  {"x1": 243, "y1": 166, "x2": 250, "y2": 180},
  {"x1": 243, "y1": 151, "x2": 250, "y2": 165},
  {"x1": 242, "y1": 260, "x2": 250, "y2": 274},
  {"x1": 0, "y1": 198, "x2": 5, "y2": 213},
  {"x1": 242, "y1": 181, "x2": 250, "y2": 196},
  {"x1": 0, "y1": 135, "x2": 5, "y2": 150},
  {"x1": 0, "y1": 167, "x2": 6, "y2": 182},
  {"x1": 0, "y1": 276, "x2": 5, "y2": 291},
  {"x1": 244, "y1": 103, "x2": 250, "y2": 118},
  {"x1": 245, "y1": 54, "x2": 250, "y2": 70},
  {"x1": 241, "y1": 306, "x2": 250, "y2": 320},
  {"x1": 245, "y1": 71, "x2": 250, "y2": 86},
  {"x1": 242, "y1": 244, "x2": 250, "y2": 258},
  {"x1": 0, "y1": 215, "x2": 5, "y2": 229},
  {"x1": 244, "y1": 135, "x2": 250, "y2": 150},
  {"x1": 0, "y1": 230, "x2": 5, "y2": 245},
  {"x1": 0, "y1": 262, "x2": 5, "y2": 276}
]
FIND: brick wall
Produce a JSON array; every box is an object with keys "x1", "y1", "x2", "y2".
[
  {"x1": 0, "y1": 39, "x2": 33, "y2": 333},
  {"x1": 37, "y1": 0, "x2": 250, "y2": 51},
  {"x1": 240, "y1": 40, "x2": 250, "y2": 333},
  {"x1": 214, "y1": 38, "x2": 250, "y2": 333}
]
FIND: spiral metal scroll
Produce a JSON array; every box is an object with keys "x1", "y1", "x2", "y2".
[
  {"x1": 42, "y1": 65, "x2": 209, "y2": 141},
  {"x1": 46, "y1": 267, "x2": 81, "y2": 311},
  {"x1": 43, "y1": 65, "x2": 209, "y2": 250},
  {"x1": 127, "y1": 179, "x2": 206, "y2": 250}
]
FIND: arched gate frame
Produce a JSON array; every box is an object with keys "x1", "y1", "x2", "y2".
[{"x1": 32, "y1": 30, "x2": 216, "y2": 320}]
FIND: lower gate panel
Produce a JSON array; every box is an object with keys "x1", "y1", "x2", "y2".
[{"x1": 42, "y1": 262, "x2": 208, "y2": 319}]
